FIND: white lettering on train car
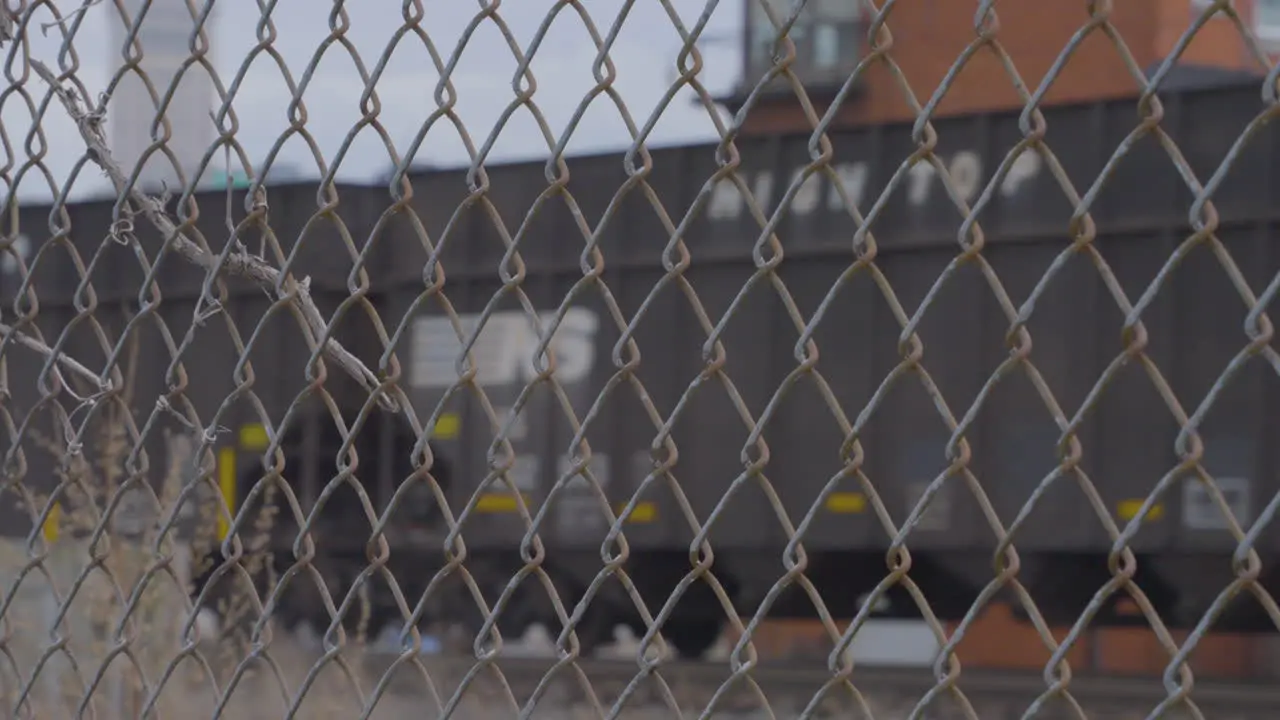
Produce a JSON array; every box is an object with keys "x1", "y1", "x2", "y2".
[
  {"x1": 1000, "y1": 151, "x2": 1042, "y2": 197},
  {"x1": 410, "y1": 307, "x2": 599, "y2": 389},
  {"x1": 707, "y1": 148, "x2": 1042, "y2": 221},
  {"x1": 790, "y1": 167, "x2": 822, "y2": 216},
  {"x1": 906, "y1": 150, "x2": 983, "y2": 206}
]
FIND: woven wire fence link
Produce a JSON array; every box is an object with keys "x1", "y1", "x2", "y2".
[{"x1": 0, "y1": 0, "x2": 1276, "y2": 718}]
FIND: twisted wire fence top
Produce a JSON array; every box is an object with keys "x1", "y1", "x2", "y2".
[{"x1": 0, "y1": 0, "x2": 1278, "y2": 718}]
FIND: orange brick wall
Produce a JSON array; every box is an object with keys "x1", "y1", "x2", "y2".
[{"x1": 736, "y1": 0, "x2": 1271, "y2": 135}]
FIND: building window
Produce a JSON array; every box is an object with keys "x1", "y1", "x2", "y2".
[
  {"x1": 744, "y1": 0, "x2": 863, "y2": 91},
  {"x1": 1257, "y1": 0, "x2": 1280, "y2": 39},
  {"x1": 814, "y1": 23, "x2": 840, "y2": 69},
  {"x1": 748, "y1": 0, "x2": 787, "y2": 72}
]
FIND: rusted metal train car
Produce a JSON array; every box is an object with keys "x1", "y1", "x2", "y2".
[{"x1": 3, "y1": 75, "x2": 1278, "y2": 658}]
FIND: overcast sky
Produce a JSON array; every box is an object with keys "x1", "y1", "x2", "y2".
[{"x1": 4, "y1": 0, "x2": 745, "y2": 203}]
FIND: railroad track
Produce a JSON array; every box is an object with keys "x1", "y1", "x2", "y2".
[{"x1": 358, "y1": 652, "x2": 1280, "y2": 719}]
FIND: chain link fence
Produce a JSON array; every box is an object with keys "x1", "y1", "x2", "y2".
[{"x1": 1, "y1": 0, "x2": 1280, "y2": 717}]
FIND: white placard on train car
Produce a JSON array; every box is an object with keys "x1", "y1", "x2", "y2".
[{"x1": 1182, "y1": 476, "x2": 1250, "y2": 531}]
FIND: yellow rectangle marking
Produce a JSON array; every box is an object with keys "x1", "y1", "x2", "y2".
[
  {"x1": 825, "y1": 491, "x2": 867, "y2": 514},
  {"x1": 432, "y1": 413, "x2": 461, "y2": 440},
  {"x1": 218, "y1": 447, "x2": 237, "y2": 541},
  {"x1": 622, "y1": 501, "x2": 657, "y2": 523},
  {"x1": 239, "y1": 423, "x2": 269, "y2": 451},
  {"x1": 476, "y1": 492, "x2": 530, "y2": 513},
  {"x1": 42, "y1": 501, "x2": 60, "y2": 543},
  {"x1": 1118, "y1": 499, "x2": 1163, "y2": 522}
]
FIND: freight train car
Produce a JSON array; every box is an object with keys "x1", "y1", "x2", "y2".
[
  {"x1": 3, "y1": 73, "x2": 1279, "y2": 660},
  {"x1": 379, "y1": 73, "x2": 1280, "y2": 653}
]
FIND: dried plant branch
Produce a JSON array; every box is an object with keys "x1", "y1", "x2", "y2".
[
  {"x1": 37, "y1": 0, "x2": 103, "y2": 39},
  {"x1": 0, "y1": 320, "x2": 108, "y2": 393},
  {"x1": 0, "y1": 9, "x2": 13, "y2": 48},
  {"x1": 29, "y1": 60, "x2": 396, "y2": 412}
]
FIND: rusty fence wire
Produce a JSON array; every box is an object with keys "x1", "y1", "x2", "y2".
[{"x1": 1, "y1": 0, "x2": 1280, "y2": 718}]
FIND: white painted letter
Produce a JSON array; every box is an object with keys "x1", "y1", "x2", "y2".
[
  {"x1": 907, "y1": 161, "x2": 936, "y2": 206},
  {"x1": 1000, "y1": 151, "x2": 1042, "y2": 197},
  {"x1": 790, "y1": 167, "x2": 821, "y2": 216},
  {"x1": 537, "y1": 307, "x2": 600, "y2": 385}
]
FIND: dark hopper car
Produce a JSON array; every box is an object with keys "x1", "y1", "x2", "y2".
[{"x1": 3, "y1": 74, "x2": 1280, "y2": 659}]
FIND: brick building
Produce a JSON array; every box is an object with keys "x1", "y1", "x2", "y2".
[
  {"x1": 710, "y1": 0, "x2": 1280, "y2": 680},
  {"x1": 717, "y1": 0, "x2": 1275, "y2": 135}
]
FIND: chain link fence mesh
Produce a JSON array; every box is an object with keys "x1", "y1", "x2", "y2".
[{"x1": 0, "y1": 0, "x2": 1279, "y2": 717}]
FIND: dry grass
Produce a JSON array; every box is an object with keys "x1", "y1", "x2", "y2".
[{"x1": 0, "y1": 327, "x2": 383, "y2": 719}]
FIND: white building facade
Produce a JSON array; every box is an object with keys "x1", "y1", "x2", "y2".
[{"x1": 107, "y1": 0, "x2": 217, "y2": 192}]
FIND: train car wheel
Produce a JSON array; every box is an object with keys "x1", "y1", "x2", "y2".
[{"x1": 661, "y1": 617, "x2": 723, "y2": 660}]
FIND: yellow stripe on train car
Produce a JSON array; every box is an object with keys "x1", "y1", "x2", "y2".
[
  {"x1": 217, "y1": 447, "x2": 237, "y2": 541},
  {"x1": 824, "y1": 491, "x2": 867, "y2": 514},
  {"x1": 432, "y1": 413, "x2": 461, "y2": 440},
  {"x1": 475, "y1": 492, "x2": 531, "y2": 513},
  {"x1": 238, "y1": 423, "x2": 270, "y2": 452},
  {"x1": 1117, "y1": 498, "x2": 1163, "y2": 522},
  {"x1": 616, "y1": 501, "x2": 657, "y2": 523}
]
